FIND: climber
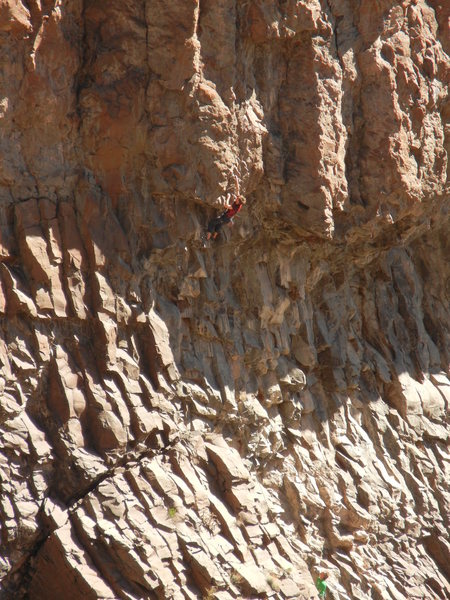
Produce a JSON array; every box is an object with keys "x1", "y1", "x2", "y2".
[
  {"x1": 205, "y1": 175, "x2": 246, "y2": 241},
  {"x1": 316, "y1": 572, "x2": 328, "y2": 598}
]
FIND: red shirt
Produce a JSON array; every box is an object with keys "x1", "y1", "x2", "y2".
[{"x1": 224, "y1": 200, "x2": 243, "y2": 219}]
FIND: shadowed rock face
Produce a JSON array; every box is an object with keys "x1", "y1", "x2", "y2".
[{"x1": 0, "y1": 1, "x2": 449, "y2": 599}]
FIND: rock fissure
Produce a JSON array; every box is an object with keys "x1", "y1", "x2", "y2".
[
  {"x1": 323, "y1": 0, "x2": 345, "y2": 75},
  {"x1": 2, "y1": 425, "x2": 180, "y2": 594},
  {"x1": 67, "y1": 430, "x2": 179, "y2": 510}
]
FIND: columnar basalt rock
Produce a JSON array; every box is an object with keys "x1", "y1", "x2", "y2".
[{"x1": 0, "y1": 1, "x2": 449, "y2": 599}]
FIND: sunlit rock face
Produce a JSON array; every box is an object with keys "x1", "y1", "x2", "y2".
[{"x1": 0, "y1": 1, "x2": 448, "y2": 598}]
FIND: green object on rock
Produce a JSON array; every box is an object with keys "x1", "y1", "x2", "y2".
[{"x1": 316, "y1": 576, "x2": 327, "y2": 597}]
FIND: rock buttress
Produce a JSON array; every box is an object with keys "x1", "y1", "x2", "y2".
[{"x1": 0, "y1": 1, "x2": 449, "y2": 599}]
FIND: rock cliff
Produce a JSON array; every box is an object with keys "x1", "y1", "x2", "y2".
[{"x1": 0, "y1": 1, "x2": 449, "y2": 599}]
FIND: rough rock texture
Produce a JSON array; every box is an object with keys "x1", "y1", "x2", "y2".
[{"x1": 0, "y1": 1, "x2": 449, "y2": 599}]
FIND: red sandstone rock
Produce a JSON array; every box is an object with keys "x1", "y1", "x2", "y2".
[{"x1": 0, "y1": 1, "x2": 448, "y2": 599}]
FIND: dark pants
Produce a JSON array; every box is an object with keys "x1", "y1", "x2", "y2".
[{"x1": 207, "y1": 214, "x2": 230, "y2": 235}]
